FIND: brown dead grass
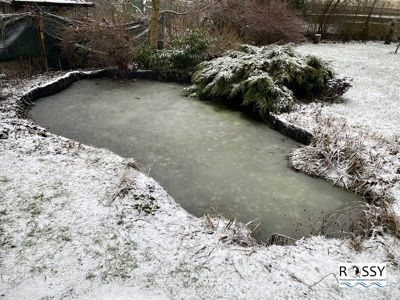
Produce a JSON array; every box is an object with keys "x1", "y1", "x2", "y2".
[
  {"x1": 288, "y1": 108, "x2": 400, "y2": 202},
  {"x1": 287, "y1": 107, "x2": 400, "y2": 243}
]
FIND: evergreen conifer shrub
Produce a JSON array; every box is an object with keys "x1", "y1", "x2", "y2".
[
  {"x1": 189, "y1": 44, "x2": 346, "y2": 115},
  {"x1": 151, "y1": 29, "x2": 209, "y2": 70},
  {"x1": 150, "y1": 28, "x2": 211, "y2": 82}
]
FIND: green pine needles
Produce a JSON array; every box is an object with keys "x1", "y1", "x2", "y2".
[
  {"x1": 150, "y1": 28, "x2": 211, "y2": 82},
  {"x1": 136, "y1": 28, "x2": 212, "y2": 82},
  {"x1": 189, "y1": 44, "x2": 337, "y2": 115}
]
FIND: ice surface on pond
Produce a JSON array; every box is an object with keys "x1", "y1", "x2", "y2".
[{"x1": 30, "y1": 78, "x2": 361, "y2": 241}]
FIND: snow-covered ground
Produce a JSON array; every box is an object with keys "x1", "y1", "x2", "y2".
[
  {"x1": 294, "y1": 41, "x2": 400, "y2": 140},
  {"x1": 1, "y1": 42, "x2": 400, "y2": 300},
  {"x1": 283, "y1": 41, "x2": 400, "y2": 215}
]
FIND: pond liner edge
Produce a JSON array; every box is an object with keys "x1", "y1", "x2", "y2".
[
  {"x1": 22, "y1": 69, "x2": 108, "y2": 103},
  {"x1": 21, "y1": 69, "x2": 314, "y2": 145},
  {"x1": 21, "y1": 69, "x2": 161, "y2": 105},
  {"x1": 104, "y1": 69, "x2": 160, "y2": 80},
  {"x1": 263, "y1": 112, "x2": 313, "y2": 145}
]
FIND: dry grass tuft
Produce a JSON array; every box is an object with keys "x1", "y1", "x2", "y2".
[
  {"x1": 316, "y1": 200, "x2": 400, "y2": 247},
  {"x1": 203, "y1": 210, "x2": 263, "y2": 247},
  {"x1": 203, "y1": 210, "x2": 297, "y2": 247},
  {"x1": 0, "y1": 59, "x2": 48, "y2": 79},
  {"x1": 288, "y1": 108, "x2": 400, "y2": 202},
  {"x1": 286, "y1": 107, "x2": 400, "y2": 242}
]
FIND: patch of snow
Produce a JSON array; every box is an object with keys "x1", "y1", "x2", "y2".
[
  {"x1": 294, "y1": 41, "x2": 400, "y2": 140},
  {"x1": 1, "y1": 44, "x2": 400, "y2": 299}
]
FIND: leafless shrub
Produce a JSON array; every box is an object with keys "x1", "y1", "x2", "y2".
[
  {"x1": 207, "y1": 0, "x2": 305, "y2": 46},
  {"x1": 205, "y1": 25, "x2": 242, "y2": 58},
  {"x1": 242, "y1": 0, "x2": 306, "y2": 45},
  {"x1": 59, "y1": 8, "x2": 137, "y2": 70},
  {"x1": 160, "y1": 0, "x2": 202, "y2": 46},
  {"x1": 159, "y1": 0, "x2": 304, "y2": 57},
  {"x1": 158, "y1": 0, "x2": 242, "y2": 56}
]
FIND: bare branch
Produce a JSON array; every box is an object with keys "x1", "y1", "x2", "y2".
[{"x1": 160, "y1": 1, "x2": 218, "y2": 16}]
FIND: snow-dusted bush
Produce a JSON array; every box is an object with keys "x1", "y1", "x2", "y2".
[
  {"x1": 189, "y1": 44, "x2": 342, "y2": 115},
  {"x1": 151, "y1": 28, "x2": 211, "y2": 71},
  {"x1": 321, "y1": 77, "x2": 353, "y2": 101},
  {"x1": 150, "y1": 28, "x2": 211, "y2": 82}
]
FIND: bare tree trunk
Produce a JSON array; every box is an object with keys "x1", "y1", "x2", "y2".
[
  {"x1": 37, "y1": 13, "x2": 49, "y2": 72},
  {"x1": 150, "y1": 0, "x2": 160, "y2": 49}
]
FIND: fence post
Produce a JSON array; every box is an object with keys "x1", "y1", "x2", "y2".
[{"x1": 314, "y1": 34, "x2": 322, "y2": 44}]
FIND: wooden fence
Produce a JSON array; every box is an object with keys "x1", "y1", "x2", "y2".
[{"x1": 306, "y1": 2, "x2": 400, "y2": 39}]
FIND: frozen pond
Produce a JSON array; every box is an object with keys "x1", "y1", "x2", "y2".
[{"x1": 30, "y1": 78, "x2": 361, "y2": 241}]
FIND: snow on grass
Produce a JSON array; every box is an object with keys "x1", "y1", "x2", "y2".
[
  {"x1": 1, "y1": 46, "x2": 400, "y2": 299},
  {"x1": 290, "y1": 41, "x2": 400, "y2": 140},
  {"x1": 280, "y1": 41, "x2": 400, "y2": 217}
]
